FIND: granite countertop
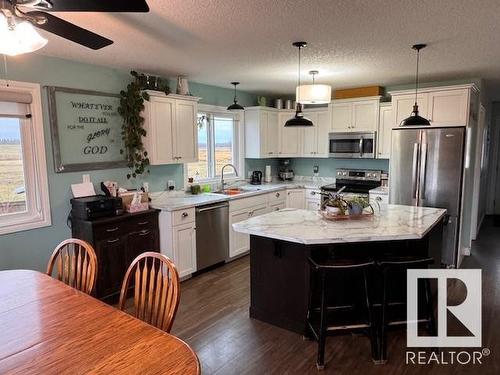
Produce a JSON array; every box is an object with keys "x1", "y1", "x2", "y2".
[
  {"x1": 232, "y1": 205, "x2": 446, "y2": 245},
  {"x1": 150, "y1": 177, "x2": 332, "y2": 211}
]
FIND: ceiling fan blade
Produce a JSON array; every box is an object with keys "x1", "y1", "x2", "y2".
[
  {"x1": 36, "y1": 0, "x2": 149, "y2": 12},
  {"x1": 28, "y1": 11, "x2": 113, "y2": 50}
]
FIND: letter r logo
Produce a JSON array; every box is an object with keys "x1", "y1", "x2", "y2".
[{"x1": 407, "y1": 269, "x2": 482, "y2": 348}]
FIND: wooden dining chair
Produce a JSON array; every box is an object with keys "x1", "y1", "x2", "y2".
[
  {"x1": 46, "y1": 238, "x2": 97, "y2": 295},
  {"x1": 118, "y1": 252, "x2": 180, "y2": 333}
]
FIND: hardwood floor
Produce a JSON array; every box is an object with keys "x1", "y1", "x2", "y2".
[{"x1": 168, "y1": 220, "x2": 500, "y2": 374}]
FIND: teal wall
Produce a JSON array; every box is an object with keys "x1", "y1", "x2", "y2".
[
  {"x1": 0, "y1": 54, "x2": 258, "y2": 272},
  {"x1": 289, "y1": 158, "x2": 389, "y2": 177}
]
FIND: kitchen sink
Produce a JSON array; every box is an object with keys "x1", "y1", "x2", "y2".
[{"x1": 213, "y1": 187, "x2": 261, "y2": 195}]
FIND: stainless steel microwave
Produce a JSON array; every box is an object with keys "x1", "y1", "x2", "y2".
[{"x1": 328, "y1": 132, "x2": 376, "y2": 158}]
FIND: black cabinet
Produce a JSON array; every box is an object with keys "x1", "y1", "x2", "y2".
[{"x1": 72, "y1": 209, "x2": 160, "y2": 302}]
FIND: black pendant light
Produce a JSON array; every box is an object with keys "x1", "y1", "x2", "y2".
[
  {"x1": 401, "y1": 44, "x2": 431, "y2": 126},
  {"x1": 285, "y1": 41, "x2": 313, "y2": 127},
  {"x1": 227, "y1": 82, "x2": 244, "y2": 110}
]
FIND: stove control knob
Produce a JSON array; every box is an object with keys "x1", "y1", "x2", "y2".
[{"x1": 343, "y1": 172, "x2": 347, "y2": 176}]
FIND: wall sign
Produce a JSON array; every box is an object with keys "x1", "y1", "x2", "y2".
[{"x1": 48, "y1": 86, "x2": 127, "y2": 173}]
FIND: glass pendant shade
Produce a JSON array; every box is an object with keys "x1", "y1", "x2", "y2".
[
  {"x1": 296, "y1": 84, "x2": 331, "y2": 104},
  {"x1": 0, "y1": 14, "x2": 47, "y2": 56}
]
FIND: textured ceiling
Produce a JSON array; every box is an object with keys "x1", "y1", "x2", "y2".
[{"x1": 30, "y1": 0, "x2": 500, "y2": 96}]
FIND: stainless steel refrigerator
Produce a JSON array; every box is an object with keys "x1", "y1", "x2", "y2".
[{"x1": 389, "y1": 126, "x2": 465, "y2": 267}]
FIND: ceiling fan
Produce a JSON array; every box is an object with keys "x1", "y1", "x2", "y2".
[{"x1": 0, "y1": 0, "x2": 149, "y2": 55}]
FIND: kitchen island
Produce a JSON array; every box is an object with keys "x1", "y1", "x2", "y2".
[{"x1": 232, "y1": 205, "x2": 446, "y2": 334}]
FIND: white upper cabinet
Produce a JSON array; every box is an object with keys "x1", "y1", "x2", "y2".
[
  {"x1": 142, "y1": 92, "x2": 200, "y2": 165},
  {"x1": 389, "y1": 85, "x2": 476, "y2": 127},
  {"x1": 301, "y1": 109, "x2": 330, "y2": 157},
  {"x1": 245, "y1": 107, "x2": 280, "y2": 158},
  {"x1": 377, "y1": 103, "x2": 393, "y2": 159},
  {"x1": 427, "y1": 89, "x2": 469, "y2": 126},
  {"x1": 329, "y1": 96, "x2": 381, "y2": 133},
  {"x1": 278, "y1": 110, "x2": 301, "y2": 157}
]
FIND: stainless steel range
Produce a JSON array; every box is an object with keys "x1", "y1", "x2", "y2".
[{"x1": 321, "y1": 169, "x2": 382, "y2": 203}]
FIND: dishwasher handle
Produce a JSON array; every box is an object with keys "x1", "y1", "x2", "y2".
[{"x1": 196, "y1": 203, "x2": 229, "y2": 213}]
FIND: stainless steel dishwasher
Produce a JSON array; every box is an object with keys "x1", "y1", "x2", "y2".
[{"x1": 195, "y1": 201, "x2": 229, "y2": 272}]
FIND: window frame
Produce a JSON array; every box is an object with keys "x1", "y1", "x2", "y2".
[
  {"x1": 0, "y1": 80, "x2": 51, "y2": 235},
  {"x1": 185, "y1": 104, "x2": 244, "y2": 187}
]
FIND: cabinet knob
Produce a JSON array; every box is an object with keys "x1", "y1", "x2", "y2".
[
  {"x1": 182, "y1": 212, "x2": 189, "y2": 217},
  {"x1": 311, "y1": 191, "x2": 316, "y2": 196},
  {"x1": 276, "y1": 192, "x2": 280, "y2": 198},
  {"x1": 376, "y1": 197, "x2": 382, "y2": 201}
]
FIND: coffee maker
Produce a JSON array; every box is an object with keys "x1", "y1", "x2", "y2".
[
  {"x1": 278, "y1": 159, "x2": 294, "y2": 181},
  {"x1": 250, "y1": 170, "x2": 263, "y2": 185}
]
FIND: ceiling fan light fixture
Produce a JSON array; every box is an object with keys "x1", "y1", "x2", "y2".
[
  {"x1": 0, "y1": 13, "x2": 47, "y2": 56},
  {"x1": 296, "y1": 70, "x2": 331, "y2": 104},
  {"x1": 401, "y1": 43, "x2": 431, "y2": 126},
  {"x1": 227, "y1": 81, "x2": 244, "y2": 111}
]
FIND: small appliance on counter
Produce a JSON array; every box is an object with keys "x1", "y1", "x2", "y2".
[
  {"x1": 278, "y1": 159, "x2": 294, "y2": 181},
  {"x1": 250, "y1": 170, "x2": 263, "y2": 185},
  {"x1": 70, "y1": 195, "x2": 123, "y2": 220}
]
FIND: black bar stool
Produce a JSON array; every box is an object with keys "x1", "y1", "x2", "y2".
[
  {"x1": 377, "y1": 256, "x2": 436, "y2": 363},
  {"x1": 307, "y1": 256, "x2": 377, "y2": 370}
]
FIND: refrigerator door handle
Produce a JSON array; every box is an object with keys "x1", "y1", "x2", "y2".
[
  {"x1": 419, "y1": 143, "x2": 428, "y2": 199},
  {"x1": 359, "y1": 136, "x2": 364, "y2": 157},
  {"x1": 411, "y1": 143, "x2": 420, "y2": 199}
]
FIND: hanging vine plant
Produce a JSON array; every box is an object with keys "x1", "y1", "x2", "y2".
[{"x1": 118, "y1": 71, "x2": 169, "y2": 179}]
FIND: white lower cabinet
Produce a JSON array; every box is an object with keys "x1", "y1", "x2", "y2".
[
  {"x1": 159, "y1": 209, "x2": 197, "y2": 278},
  {"x1": 306, "y1": 200, "x2": 321, "y2": 211},
  {"x1": 270, "y1": 202, "x2": 286, "y2": 211},
  {"x1": 369, "y1": 192, "x2": 389, "y2": 208},
  {"x1": 229, "y1": 209, "x2": 252, "y2": 258},
  {"x1": 286, "y1": 189, "x2": 305, "y2": 209}
]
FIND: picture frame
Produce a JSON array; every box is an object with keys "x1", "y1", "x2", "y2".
[{"x1": 47, "y1": 86, "x2": 127, "y2": 173}]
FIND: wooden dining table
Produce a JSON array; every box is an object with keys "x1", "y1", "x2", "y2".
[{"x1": 0, "y1": 270, "x2": 200, "y2": 375}]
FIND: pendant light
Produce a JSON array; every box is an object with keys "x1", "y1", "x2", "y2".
[
  {"x1": 400, "y1": 44, "x2": 431, "y2": 126},
  {"x1": 285, "y1": 41, "x2": 313, "y2": 127},
  {"x1": 296, "y1": 70, "x2": 332, "y2": 104},
  {"x1": 227, "y1": 81, "x2": 244, "y2": 110}
]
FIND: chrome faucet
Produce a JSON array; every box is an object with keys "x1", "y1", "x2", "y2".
[{"x1": 221, "y1": 164, "x2": 238, "y2": 191}]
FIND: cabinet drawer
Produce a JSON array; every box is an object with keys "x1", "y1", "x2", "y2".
[
  {"x1": 230, "y1": 194, "x2": 268, "y2": 212},
  {"x1": 172, "y1": 207, "x2": 195, "y2": 226},
  {"x1": 267, "y1": 190, "x2": 286, "y2": 204},
  {"x1": 305, "y1": 189, "x2": 321, "y2": 201},
  {"x1": 94, "y1": 223, "x2": 125, "y2": 240},
  {"x1": 370, "y1": 193, "x2": 389, "y2": 205}
]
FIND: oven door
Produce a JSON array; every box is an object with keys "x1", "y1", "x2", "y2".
[{"x1": 328, "y1": 132, "x2": 375, "y2": 158}]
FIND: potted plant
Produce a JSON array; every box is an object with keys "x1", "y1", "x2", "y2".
[
  {"x1": 346, "y1": 196, "x2": 372, "y2": 215},
  {"x1": 321, "y1": 192, "x2": 348, "y2": 215}
]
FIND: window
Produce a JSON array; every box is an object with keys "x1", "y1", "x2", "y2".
[
  {"x1": 0, "y1": 81, "x2": 50, "y2": 235},
  {"x1": 186, "y1": 110, "x2": 239, "y2": 181}
]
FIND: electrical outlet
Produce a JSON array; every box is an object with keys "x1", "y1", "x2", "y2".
[
  {"x1": 142, "y1": 182, "x2": 149, "y2": 192},
  {"x1": 82, "y1": 174, "x2": 90, "y2": 183},
  {"x1": 313, "y1": 165, "x2": 319, "y2": 176},
  {"x1": 167, "y1": 180, "x2": 175, "y2": 191}
]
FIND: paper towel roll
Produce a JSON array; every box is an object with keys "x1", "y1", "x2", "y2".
[{"x1": 265, "y1": 165, "x2": 272, "y2": 183}]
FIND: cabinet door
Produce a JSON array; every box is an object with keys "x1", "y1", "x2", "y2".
[
  {"x1": 352, "y1": 100, "x2": 379, "y2": 132},
  {"x1": 377, "y1": 105, "x2": 393, "y2": 159},
  {"x1": 126, "y1": 228, "x2": 158, "y2": 266},
  {"x1": 306, "y1": 199, "x2": 321, "y2": 211},
  {"x1": 229, "y1": 210, "x2": 251, "y2": 258},
  {"x1": 95, "y1": 236, "x2": 127, "y2": 299},
  {"x1": 279, "y1": 113, "x2": 302, "y2": 157},
  {"x1": 330, "y1": 102, "x2": 352, "y2": 131},
  {"x1": 286, "y1": 189, "x2": 305, "y2": 209},
  {"x1": 428, "y1": 89, "x2": 469, "y2": 126},
  {"x1": 265, "y1": 111, "x2": 280, "y2": 156},
  {"x1": 148, "y1": 97, "x2": 175, "y2": 164},
  {"x1": 316, "y1": 110, "x2": 331, "y2": 157},
  {"x1": 172, "y1": 222, "x2": 197, "y2": 278},
  {"x1": 302, "y1": 112, "x2": 318, "y2": 156},
  {"x1": 251, "y1": 205, "x2": 269, "y2": 217},
  {"x1": 392, "y1": 93, "x2": 428, "y2": 126},
  {"x1": 173, "y1": 100, "x2": 198, "y2": 163}
]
